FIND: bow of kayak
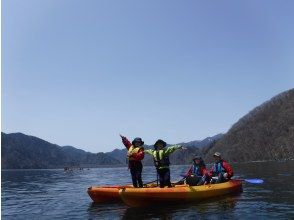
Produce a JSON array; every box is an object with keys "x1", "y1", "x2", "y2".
[
  {"x1": 87, "y1": 183, "x2": 157, "y2": 203},
  {"x1": 87, "y1": 185, "x2": 133, "y2": 203}
]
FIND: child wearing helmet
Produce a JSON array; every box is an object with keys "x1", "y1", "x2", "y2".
[
  {"x1": 120, "y1": 135, "x2": 145, "y2": 188},
  {"x1": 184, "y1": 155, "x2": 209, "y2": 186},
  {"x1": 145, "y1": 139, "x2": 185, "y2": 188},
  {"x1": 209, "y1": 152, "x2": 233, "y2": 183}
]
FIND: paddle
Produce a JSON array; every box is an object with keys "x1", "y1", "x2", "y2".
[
  {"x1": 181, "y1": 174, "x2": 264, "y2": 184},
  {"x1": 144, "y1": 179, "x2": 158, "y2": 185},
  {"x1": 144, "y1": 173, "x2": 187, "y2": 187},
  {"x1": 212, "y1": 176, "x2": 264, "y2": 184},
  {"x1": 237, "y1": 178, "x2": 264, "y2": 184}
]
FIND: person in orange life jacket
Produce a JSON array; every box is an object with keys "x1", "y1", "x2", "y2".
[
  {"x1": 209, "y1": 152, "x2": 233, "y2": 184},
  {"x1": 184, "y1": 155, "x2": 209, "y2": 186},
  {"x1": 120, "y1": 135, "x2": 145, "y2": 188},
  {"x1": 145, "y1": 139, "x2": 186, "y2": 188}
]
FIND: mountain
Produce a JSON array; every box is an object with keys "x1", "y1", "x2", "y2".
[
  {"x1": 105, "y1": 148, "x2": 128, "y2": 164},
  {"x1": 179, "y1": 134, "x2": 223, "y2": 148},
  {"x1": 3, "y1": 88, "x2": 293, "y2": 168},
  {"x1": 1, "y1": 132, "x2": 122, "y2": 169},
  {"x1": 204, "y1": 89, "x2": 294, "y2": 162}
]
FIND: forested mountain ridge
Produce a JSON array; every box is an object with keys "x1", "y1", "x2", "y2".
[
  {"x1": 204, "y1": 89, "x2": 294, "y2": 162},
  {"x1": 2, "y1": 89, "x2": 293, "y2": 168},
  {"x1": 1, "y1": 132, "x2": 122, "y2": 169}
]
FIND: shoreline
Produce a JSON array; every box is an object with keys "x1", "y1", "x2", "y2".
[{"x1": 2, "y1": 159, "x2": 294, "y2": 170}]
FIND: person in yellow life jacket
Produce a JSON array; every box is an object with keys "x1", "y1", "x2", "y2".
[
  {"x1": 120, "y1": 135, "x2": 145, "y2": 188},
  {"x1": 145, "y1": 139, "x2": 185, "y2": 188}
]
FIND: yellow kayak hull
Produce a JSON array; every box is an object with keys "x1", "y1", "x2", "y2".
[{"x1": 119, "y1": 180, "x2": 242, "y2": 207}]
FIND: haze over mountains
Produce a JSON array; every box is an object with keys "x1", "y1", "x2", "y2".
[{"x1": 2, "y1": 89, "x2": 294, "y2": 169}]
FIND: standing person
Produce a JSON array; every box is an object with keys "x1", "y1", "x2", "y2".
[
  {"x1": 209, "y1": 152, "x2": 233, "y2": 183},
  {"x1": 145, "y1": 139, "x2": 185, "y2": 188},
  {"x1": 184, "y1": 155, "x2": 209, "y2": 186},
  {"x1": 120, "y1": 135, "x2": 145, "y2": 188}
]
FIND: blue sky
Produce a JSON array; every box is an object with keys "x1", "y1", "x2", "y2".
[{"x1": 2, "y1": 0, "x2": 294, "y2": 152}]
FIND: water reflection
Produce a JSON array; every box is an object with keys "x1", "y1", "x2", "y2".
[
  {"x1": 120, "y1": 195, "x2": 240, "y2": 220},
  {"x1": 86, "y1": 194, "x2": 241, "y2": 219}
]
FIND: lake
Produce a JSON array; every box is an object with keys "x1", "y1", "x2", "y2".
[{"x1": 2, "y1": 161, "x2": 294, "y2": 219}]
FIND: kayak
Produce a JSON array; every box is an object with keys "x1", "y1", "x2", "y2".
[
  {"x1": 87, "y1": 183, "x2": 158, "y2": 203},
  {"x1": 87, "y1": 185, "x2": 132, "y2": 203},
  {"x1": 119, "y1": 180, "x2": 242, "y2": 207},
  {"x1": 87, "y1": 180, "x2": 242, "y2": 206}
]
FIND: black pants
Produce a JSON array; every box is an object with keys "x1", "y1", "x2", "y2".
[
  {"x1": 129, "y1": 161, "x2": 143, "y2": 188},
  {"x1": 186, "y1": 175, "x2": 207, "y2": 186},
  {"x1": 157, "y1": 168, "x2": 171, "y2": 188}
]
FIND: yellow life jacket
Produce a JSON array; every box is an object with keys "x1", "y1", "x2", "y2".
[
  {"x1": 152, "y1": 150, "x2": 170, "y2": 169},
  {"x1": 127, "y1": 145, "x2": 143, "y2": 161}
]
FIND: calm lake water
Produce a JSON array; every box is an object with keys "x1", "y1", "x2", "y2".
[{"x1": 2, "y1": 161, "x2": 294, "y2": 219}]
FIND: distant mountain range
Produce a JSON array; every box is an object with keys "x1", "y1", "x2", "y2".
[
  {"x1": 2, "y1": 89, "x2": 294, "y2": 169},
  {"x1": 1, "y1": 132, "x2": 222, "y2": 169},
  {"x1": 1, "y1": 133, "x2": 122, "y2": 169}
]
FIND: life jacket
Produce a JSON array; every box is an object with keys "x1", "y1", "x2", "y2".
[
  {"x1": 152, "y1": 150, "x2": 170, "y2": 169},
  {"x1": 127, "y1": 145, "x2": 143, "y2": 161},
  {"x1": 191, "y1": 164, "x2": 202, "y2": 176},
  {"x1": 212, "y1": 160, "x2": 226, "y2": 175}
]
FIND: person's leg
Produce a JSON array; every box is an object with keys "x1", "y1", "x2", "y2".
[
  {"x1": 137, "y1": 163, "x2": 143, "y2": 188},
  {"x1": 210, "y1": 176, "x2": 217, "y2": 184},
  {"x1": 158, "y1": 169, "x2": 165, "y2": 188},
  {"x1": 130, "y1": 168, "x2": 138, "y2": 187},
  {"x1": 164, "y1": 169, "x2": 172, "y2": 187},
  {"x1": 215, "y1": 173, "x2": 225, "y2": 183},
  {"x1": 197, "y1": 175, "x2": 208, "y2": 185},
  {"x1": 186, "y1": 176, "x2": 200, "y2": 186}
]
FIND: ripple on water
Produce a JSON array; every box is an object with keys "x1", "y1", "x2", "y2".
[{"x1": 2, "y1": 162, "x2": 294, "y2": 219}]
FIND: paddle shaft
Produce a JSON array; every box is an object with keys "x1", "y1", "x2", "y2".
[{"x1": 235, "y1": 178, "x2": 264, "y2": 184}]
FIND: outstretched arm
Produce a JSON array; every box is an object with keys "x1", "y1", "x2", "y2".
[
  {"x1": 144, "y1": 149, "x2": 154, "y2": 155},
  {"x1": 164, "y1": 145, "x2": 183, "y2": 155},
  {"x1": 120, "y1": 134, "x2": 132, "y2": 149}
]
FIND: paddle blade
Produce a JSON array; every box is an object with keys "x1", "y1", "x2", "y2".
[{"x1": 244, "y1": 179, "x2": 264, "y2": 184}]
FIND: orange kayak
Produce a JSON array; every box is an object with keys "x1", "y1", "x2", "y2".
[
  {"x1": 119, "y1": 180, "x2": 243, "y2": 207},
  {"x1": 87, "y1": 183, "x2": 159, "y2": 203},
  {"x1": 87, "y1": 185, "x2": 133, "y2": 203},
  {"x1": 87, "y1": 180, "x2": 242, "y2": 206}
]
